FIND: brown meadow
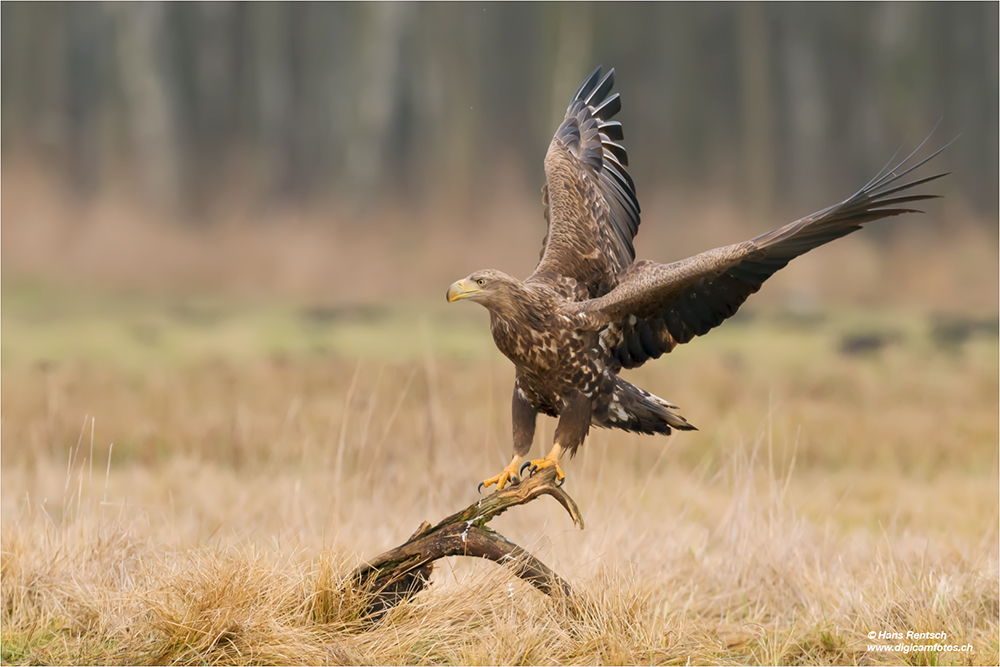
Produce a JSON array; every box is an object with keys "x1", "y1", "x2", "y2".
[{"x1": 1, "y1": 286, "x2": 997, "y2": 665}]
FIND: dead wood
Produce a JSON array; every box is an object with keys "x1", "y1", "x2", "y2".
[{"x1": 348, "y1": 467, "x2": 583, "y2": 619}]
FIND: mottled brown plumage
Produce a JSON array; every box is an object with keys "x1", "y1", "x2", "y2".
[{"x1": 447, "y1": 66, "x2": 947, "y2": 491}]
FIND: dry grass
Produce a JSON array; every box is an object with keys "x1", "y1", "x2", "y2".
[{"x1": 1, "y1": 287, "x2": 997, "y2": 665}]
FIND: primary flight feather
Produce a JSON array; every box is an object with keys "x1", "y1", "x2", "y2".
[{"x1": 446, "y1": 66, "x2": 947, "y2": 491}]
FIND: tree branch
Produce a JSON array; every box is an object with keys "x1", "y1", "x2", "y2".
[{"x1": 348, "y1": 467, "x2": 582, "y2": 619}]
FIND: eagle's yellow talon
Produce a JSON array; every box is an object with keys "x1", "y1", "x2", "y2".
[
  {"x1": 480, "y1": 456, "x2": 522, "y2": 492},
  {"x1": 525, "y1": 444, "x2": 565, "y2": 481},
  {"x1": 526, "y1": 457, "x2": 565, "y2": 480}
]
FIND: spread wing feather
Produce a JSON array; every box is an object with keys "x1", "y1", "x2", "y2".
[
  {"x1": 529, "y1": 67, "x2": 641, "y2": 299},
  {"x1": 581, "y1": 138, "x2": 951, "y2": 369}
]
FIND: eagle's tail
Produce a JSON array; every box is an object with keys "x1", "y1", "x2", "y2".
[{"x1": 592, "y1": 378, "x2": 697, "y2": 434}]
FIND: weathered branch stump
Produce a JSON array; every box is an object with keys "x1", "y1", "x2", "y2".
[{"x1": 349, "y1": 467, "x2": 583, "y2": 619}]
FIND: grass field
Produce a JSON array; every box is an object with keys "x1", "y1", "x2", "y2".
[{"x1": 1, "y1": 284, "x2": 997, "y2": 665}]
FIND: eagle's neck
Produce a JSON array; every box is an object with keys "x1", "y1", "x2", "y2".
[
  {"x1": 485, "y1": 280, "x2": 567, "y2": 371},
  {"x1": 486, "y1": 281, "x2": 554, "y2": 333}
]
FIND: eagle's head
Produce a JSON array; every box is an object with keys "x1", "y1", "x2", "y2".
[{"x1": 446, "y1": 269, "x2": 519, "y2": 309}]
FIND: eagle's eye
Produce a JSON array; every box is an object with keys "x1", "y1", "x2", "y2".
[{"x1": 476, "y1": 278, "x2": 486, "y2": 286}]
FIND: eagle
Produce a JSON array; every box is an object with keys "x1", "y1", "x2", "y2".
[{"x1": 446, "y1": 67, "x2": 946, "y2": 492}]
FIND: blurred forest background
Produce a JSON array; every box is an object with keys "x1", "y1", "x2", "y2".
[{"x1": 2, "y1": 1, "x2": 997, "y2": 307}]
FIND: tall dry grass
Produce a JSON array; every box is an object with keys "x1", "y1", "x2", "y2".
[{"x1": 2, "y1": 300, "x2": 997, "y2": 664}]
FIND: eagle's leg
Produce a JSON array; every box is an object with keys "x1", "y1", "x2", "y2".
[
  {"x1": 479, "y1": 383, "x2": 537, "y2": 492},
  {"x1": 523, "y1": 392, "x2": 589, "y2": 483},
  {"x1": 479, "y1": 454, "x2": 522, "y2": 492}
]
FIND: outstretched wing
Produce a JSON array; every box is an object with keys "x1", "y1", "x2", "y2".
[
  {"x1": 579, "y1": 139, "x2": 951, "y2": 369},
  {"x1": 528, "y1": 67, "x2": 641, "y2": 299}
]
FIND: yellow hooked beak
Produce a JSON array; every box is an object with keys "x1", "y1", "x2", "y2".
[{"x1": 446, "y1": 279, "x2": 481, "y2": 302}]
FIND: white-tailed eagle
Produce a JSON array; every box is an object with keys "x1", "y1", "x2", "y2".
[{"x1": 447, "y1": 67, "x2": 947, "y2": 491}]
